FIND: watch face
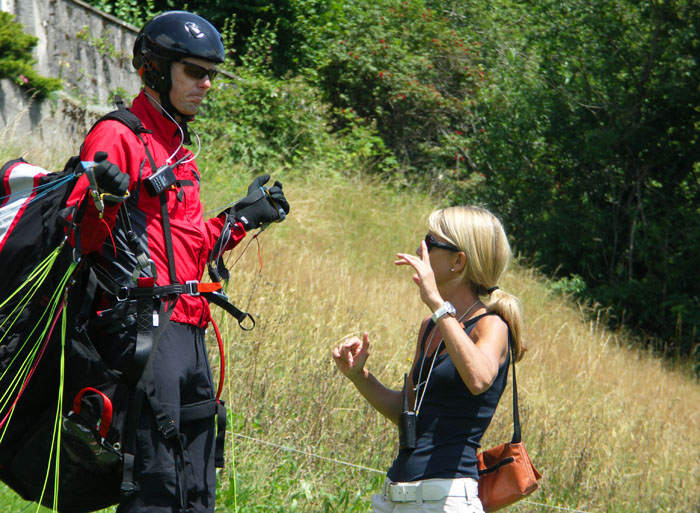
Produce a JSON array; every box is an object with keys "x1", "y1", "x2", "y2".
[{"x1": 446, "y1": 302, "x2": 456, "y2": 315}]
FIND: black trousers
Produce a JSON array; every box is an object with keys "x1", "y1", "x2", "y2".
[{"x1": 117, "y1": 321, "x2": 217, "y2": 513}]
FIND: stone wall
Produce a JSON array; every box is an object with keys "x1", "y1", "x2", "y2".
[{"x1": 0, "y1": 0, "x2": 141, "y2": 147}]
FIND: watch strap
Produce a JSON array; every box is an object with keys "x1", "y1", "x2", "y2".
[{"x1": 431, "y1": 301, "x2": 455, "y2": 323}]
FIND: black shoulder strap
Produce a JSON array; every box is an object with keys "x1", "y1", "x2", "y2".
[
  {"x1": 465, "y1": 312, "x2": 520, "y2": 444},
  {"x1": 419, "y1": 319, "x2": 434, "y2": 354},
  {"x1": 462, "y1": 312, "x2": 492, "y2": 331},
  {"x1": 86, "y1": 109, "x2": 148, "y2": 140},
  {"x1": 508, "y1": 332, "x2": 521, "y2": 444},
  {"x1": 86, "y1": 97, "x2": 151, "y2": 138}
]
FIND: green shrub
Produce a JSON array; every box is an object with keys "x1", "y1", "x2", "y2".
[
  {"x1": 316, "y1": 1, "x2": 489, "y2": 187},
  {"x1": 0, "y1": 12, "x2": 62, "y2": 99},
  {"x1": 83, "y1": 0, "x2": 157, "y2": 27},
  {"x1": 198, "y1": 22, "x2": 396, "y2": 180}
]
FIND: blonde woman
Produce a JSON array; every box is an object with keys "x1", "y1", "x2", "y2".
[{"x1": 332, "y1": 206, "x2": 525, "y2": 513}]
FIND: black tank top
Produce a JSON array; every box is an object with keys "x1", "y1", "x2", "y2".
[{"x1": 387, "y1": 313, "x2": 510, "y2": 482}]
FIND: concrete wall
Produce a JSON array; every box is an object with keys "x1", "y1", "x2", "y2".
[{"x1": 0, "y1": 0, "x2": 142, "y2": 147}]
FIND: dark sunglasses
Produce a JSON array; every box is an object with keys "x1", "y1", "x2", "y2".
[
  {"x1": 424, "y1": 233, "x2": 460, "y2": 252},
  {"x1": 176, "y1": 60, "x2": 219, "y2": 81}
]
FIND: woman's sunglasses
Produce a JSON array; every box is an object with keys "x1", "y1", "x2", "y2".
[
  {"x1": 424, "y1": 233, "x2": 460, "y2": 252},
  {"x1": 176, "y1": 60, "x2": 219, "y2": 82}
]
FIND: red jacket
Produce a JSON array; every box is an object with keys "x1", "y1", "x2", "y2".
[{"x1": 67, "y1": 90, "x2": 245, "y2": 327}]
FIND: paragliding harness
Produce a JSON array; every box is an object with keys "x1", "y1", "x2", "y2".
[{"x1": 0, "y1": 101, "x2": 253, "y2": 513}]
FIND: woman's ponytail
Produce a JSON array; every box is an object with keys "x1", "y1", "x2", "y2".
[{"x1": 486, "y1": 287, "x2": 525, "y2": 362}]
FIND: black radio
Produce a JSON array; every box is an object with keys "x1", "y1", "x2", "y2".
[
  {"x1": 144, "y1": 164, "x2": 177, "y2": 197},
  {"x1": 398, "y1": 373, "x2": 417, "y2": 450}
]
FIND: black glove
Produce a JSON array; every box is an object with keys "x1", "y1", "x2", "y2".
[
  {"x1": 93, "y1": 151, "x2": 129, "y2": 204},
  {"x1": 234, "y1": 174, "x2": 290, "y2": 230}
]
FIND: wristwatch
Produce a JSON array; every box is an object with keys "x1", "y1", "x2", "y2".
[{"x1": 431, "y1": 301, "x2": 456, "y2": 323}]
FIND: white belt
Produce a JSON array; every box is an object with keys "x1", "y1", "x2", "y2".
[{"x1": 383, "y1": 477, "x2": 479, "y2": 504}]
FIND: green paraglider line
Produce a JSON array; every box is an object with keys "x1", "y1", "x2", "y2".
[{"x1": 0, "y1": 252, "x2": 77, "y2": 434}]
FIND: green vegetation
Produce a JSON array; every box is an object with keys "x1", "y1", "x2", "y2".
[
  {"x1": 82, "y1": 0, "x2": 700, "y2": 367},
  {"x1": 2, "y1": 121, "x2": 699, "y2": 513},
  {"x1": 0, "y1": 12, "x2": 62, "y2": 99},
  {"x1": 83, "y1": 0, "x2": 157, "y2": 25},
  {"x1": 2, "y1": 0, "x2": 700, "y2": 509}
]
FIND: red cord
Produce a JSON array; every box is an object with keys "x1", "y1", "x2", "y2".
[
  {"x1": 100, "y1": 217, "x2": 118, "y2": 258},
  {"x1": 255, "y1": 234, "x2": 263, "y2": 272},
  {"x1": 210, "y1": 317, "x2": 226, "y2": 401}
]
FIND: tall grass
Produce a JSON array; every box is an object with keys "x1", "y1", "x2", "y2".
[
  {"x1": 1, "y1": 135, "x2": 699, "y2": 513},
  {"x1": 209, "y1": 171, "x2": 700, "y2": 513}
]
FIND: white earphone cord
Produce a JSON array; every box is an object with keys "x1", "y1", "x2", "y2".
[
  {"x1": 413, "y1": 298, "x2": 480, "y2": 414},
  {"x1": 144, "y1": 91, "x2": 201, "y2": 165}
]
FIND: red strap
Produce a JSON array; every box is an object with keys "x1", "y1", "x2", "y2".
[
  {"x1": 72, "y1": 387, "x2": 113, "y2": 439},
  {"x1": 210, "y1": 317, "x2": 225, "y2": 401}
]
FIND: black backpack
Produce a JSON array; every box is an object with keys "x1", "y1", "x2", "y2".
[
  {"x1": 0, "y1": 109, "x2": 149, "y2": 512},
  {"x1": 0, "y1": 105, "x2": 243, "y2": 513}
]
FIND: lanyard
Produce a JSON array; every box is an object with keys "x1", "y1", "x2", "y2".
[{"x1": 413, "y1": 299, "x2": 480, "y2": 414}]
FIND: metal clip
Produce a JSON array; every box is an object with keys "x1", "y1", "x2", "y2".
[
  {"x1": 132, "y1": 255, "x2": 157, "y2": 284},
  {"x1": 259, "y1": 185, "x2": 287, "y2": 231},
  {"x1": 185, "y1": 280, "x2": 200, "y2": 296},
  {"x1": 81, "y1": 161, "x2": 104, "y2": 216}
]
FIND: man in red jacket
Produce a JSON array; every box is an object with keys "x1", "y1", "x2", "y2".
[{"x1": 67, "y1": 11, "x2": 289, "y2": 513}]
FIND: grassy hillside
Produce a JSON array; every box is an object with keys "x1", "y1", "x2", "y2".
[
  {"x1": 207, "y1": 173, "x2": 700, "y2": 513},
  {"x1": 1, "y1": 134, "x2": 699, "y2": 512}
]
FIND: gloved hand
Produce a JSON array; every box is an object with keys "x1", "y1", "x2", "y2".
[
  {"x1": 234, "y1": 174, "x2": 290, "y2": 230},
  {"x1": 93, "y1": 151, "x2": 129, "y2": 204}
]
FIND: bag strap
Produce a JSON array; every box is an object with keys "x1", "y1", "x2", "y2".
[{"x1": 508, "y1": 332, "x2": 522, "y2": 444}]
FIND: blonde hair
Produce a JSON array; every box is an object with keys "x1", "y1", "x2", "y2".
[{"x1": 428, "y1": 206, "x2": 525, "y2": 361}]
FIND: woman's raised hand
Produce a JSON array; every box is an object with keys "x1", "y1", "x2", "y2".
[
  {"x1": 332, "y1": 332, "x2": 370, "y2": 381},
  {"x1": 395, "y1": 240, "x2": 441, "y2": 310}
]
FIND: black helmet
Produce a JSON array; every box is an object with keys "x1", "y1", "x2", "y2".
[{"x1": 133, "y1": 11, "x2": 225, "y2": 95}]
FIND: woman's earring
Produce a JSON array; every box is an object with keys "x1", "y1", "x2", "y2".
[{"x1": 451, "y1": 268, "x2": 455, "y2": 272}]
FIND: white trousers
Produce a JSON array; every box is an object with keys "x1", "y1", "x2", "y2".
[{"x1": 371, "y1": 477, "x2": 485, "y2": 513}]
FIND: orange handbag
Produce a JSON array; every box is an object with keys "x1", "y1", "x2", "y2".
[{"x1": 477, "y1": 337, "x2": 542, "y2": 512}]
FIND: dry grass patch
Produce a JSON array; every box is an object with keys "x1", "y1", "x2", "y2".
[{"x1": 213, "y1": 177, "x2": 700, "y2": 512}]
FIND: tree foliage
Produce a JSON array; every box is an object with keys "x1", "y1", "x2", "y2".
[
  {"x1": 316, "y1": 1, "x2": 490, "y2": 186},
  {"x1": 472, "y1": 0, "x2": 700, "y2": 356},
  {"x1": 93, "y1": 0, "x2": 328, "y2": 75},
  {"x1": 82, "y1": 0, "x2": 700, "y2": 366},
  {"x1": 0, "y1": 12, "x2": 62, "y2": 99}
]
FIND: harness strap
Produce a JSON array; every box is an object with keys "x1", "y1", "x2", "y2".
[
  {"x1": 159, "y1": 192, "x2": 178, "y2": 284},
  {"x1": 121, "y1": 295, "x2": 175, "y2": 496},
  {"x1": 128, "y1": 281, "x2": 224, "y2": 297},
  {"x1": 117, "y1": 203, "x2": 157, "y2": 282},
  {"x1": 91, "y1": 260, "x2": 253, "y2": 333},
  {"x1": 175, "y1": 399, "x2": 226, "y2": 469},
  {"x1": 208, "y1": 207, "x2": 238, "y2": 283},
  {"x1": 135, "y1": 131, "x2": 178, "y2": 285},
  {"x1": 204, "y1": 290, "x2": 255, "y2": 331},
  {"x1": 215, "y1": 401, "x2": 226, "y2": 468}
]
